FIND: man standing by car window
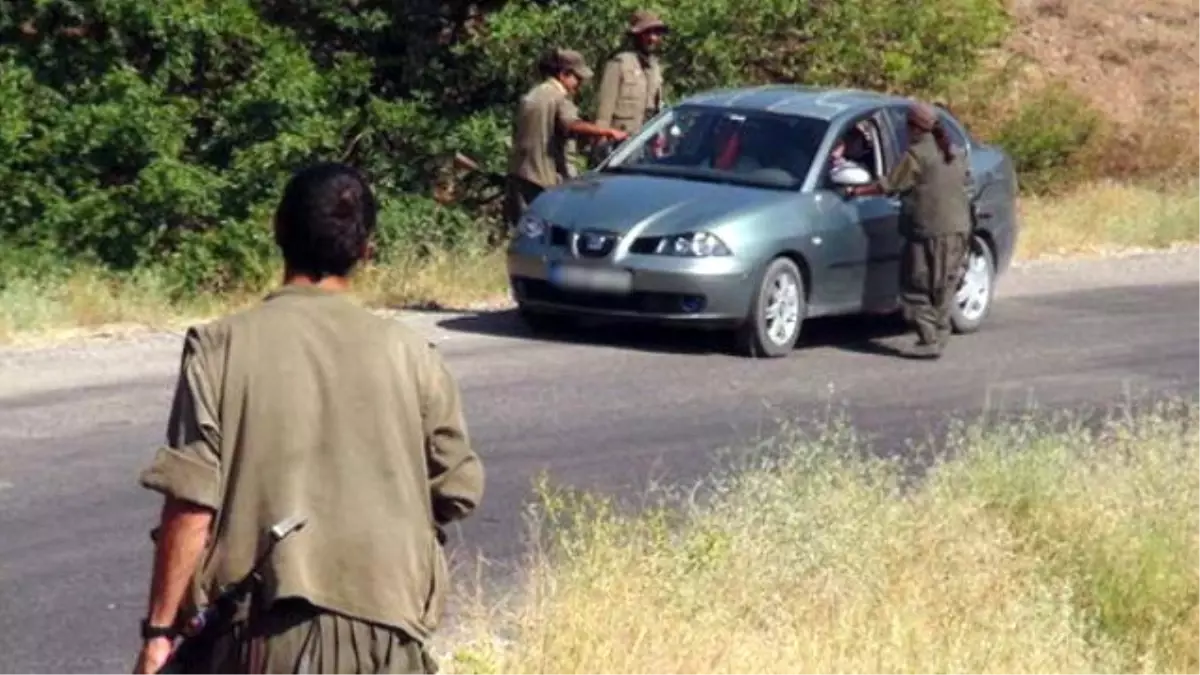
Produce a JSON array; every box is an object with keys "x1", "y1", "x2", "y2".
[
  {"x1": 850, "y1": 101, "x2": 972, "y2": 359},
  {"x1": 132, "y1": 162, "x2": 485, "y2": 673},
  {"x1": 589, "y1": 9, "x2": 669, "y2": 166},
  {"x1": 505, "y1": 48, "x2": 629, "y2": 230}
]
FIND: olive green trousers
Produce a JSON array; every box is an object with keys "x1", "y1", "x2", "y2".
[
  {"x1": 899, "y1": 232, "x2": 969, "y2": 348},
  {"x1": 201, "y1": 599, "x2": 438, "y2": 674}
]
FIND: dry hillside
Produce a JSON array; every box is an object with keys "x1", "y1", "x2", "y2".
[{"x1": 1000, "y1": 0, "x2": 1199, "y2": 168}]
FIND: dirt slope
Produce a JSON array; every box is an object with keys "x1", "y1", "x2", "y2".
[{"x1": 1004, "y1": 0, "x2": 1199, "y2": 127}]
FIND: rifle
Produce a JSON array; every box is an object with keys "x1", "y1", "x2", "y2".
[
  {"x1": 452, "y1": 152, "x2": 506, "y2": 185},
  {"x1": 156, "y1": 515, "x2": 308, "y2": 674},
  {"x1": 447, "y1": 152, "x2": 508, "y2": 208}
]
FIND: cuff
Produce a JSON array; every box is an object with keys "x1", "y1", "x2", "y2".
[{"x1": 138, "y1": 445, "x2": 222, "y2": 511}]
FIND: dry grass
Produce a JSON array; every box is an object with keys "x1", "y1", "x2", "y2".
[
  {"x1": 957, "y1": 0, "x2": 1200, "y2": 181},
  {"x1": 1016, "y1": 179, "x2": 1199, "y2": 259},
  {"x1": 0, "y1": 180, "x2": 1194, "y2": 345},
  {"x1": 1002, "y1": 0, "x2": 1198, "y2": 131},
  {"x1": 0, "y1": 247, "x2": 509, "y2": 345},
  {"x1": 443, "y1": 400, "x2": 1200, "y2": 674}
]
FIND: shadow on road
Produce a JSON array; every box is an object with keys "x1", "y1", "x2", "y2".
[{"x1": 436, "y1": 309, "x2": 914, "y2": 357}]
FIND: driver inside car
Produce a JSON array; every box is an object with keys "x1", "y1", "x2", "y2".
[
  {"x1": 830, "y1": 121, "x2": 874, "y2": 176},
  {"x1": 711, "y1": 119, "x2": 791, "y2": 174}
]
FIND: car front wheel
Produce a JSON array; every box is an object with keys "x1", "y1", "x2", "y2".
[
  {"x1": 733, "y1": 256, "x2": 806, "y2": 358},
  {"x1": 951, "y1": 236, "x2": 995, "y2": 334}
]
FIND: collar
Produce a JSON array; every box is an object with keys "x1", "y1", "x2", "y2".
[
  {"x1": 263, "y1": 283, "x2": 345, "y2": 302},
  {"x1": 546, "y1": 77, "x2": 568, "y2": 95}
]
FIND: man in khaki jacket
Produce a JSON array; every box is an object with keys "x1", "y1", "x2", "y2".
[
  {"x1": 504, "y1": 48, "x2": 628, "y2": 228},
  {"x1": 132, "y1": 162, "x2": 485, "y2": 673},
  {"x1": 589, "y1": 9, "x2": 669, "y2": 165}
]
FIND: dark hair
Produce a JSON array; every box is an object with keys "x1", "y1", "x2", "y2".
[
  {"x1": 536, "y1": 48, "x2": 562, "y2": 78},
  {"x1": 930, "y1": 122, "x2": 956, "y2": 164},
  {"x1": 274, "y1": 162, "x2": 377, "y2": 279}
]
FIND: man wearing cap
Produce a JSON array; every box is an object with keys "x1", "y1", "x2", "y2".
[
  {"x1": 505, "y1": 48, "x2": 628, "y2": 229},
  {"x1": 589, "y1": 9, "x2": 668, "y2": 165}
]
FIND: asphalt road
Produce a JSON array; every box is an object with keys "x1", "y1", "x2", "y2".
[{"x1": 1, "y1": 249, "x2": 1197, "y2": 673}]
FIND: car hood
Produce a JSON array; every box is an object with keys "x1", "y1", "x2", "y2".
[{"x1": 532, "y1": 172, "x2": 793, "y2": 236}]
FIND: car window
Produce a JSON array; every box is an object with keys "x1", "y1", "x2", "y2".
[
  {"x1": 885, "y1": 105, "x2": 910, "y2": 151},
  {"x1": 937, "y1": 111, "x2": 971, "y2": 151},
  {"x1": 603, "y1": 104, "x2": 831, "y2": 190},
  {"x1": 825, "y1": 116, "x2": 883, "y2": 181},
  {"x1": 886, "y1": 104, "x2": 971, "y2": 155}
]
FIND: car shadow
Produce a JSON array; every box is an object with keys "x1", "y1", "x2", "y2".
[
  {"x1": 436, "y1": 310, "x2": 730, "y2": 356},
  {"x1": 436, "y1": 309, "x2": 915, "y2": 358}
]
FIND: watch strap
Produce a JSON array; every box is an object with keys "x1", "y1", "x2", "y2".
[{"x1": 140, "y1": 618, "x2": 178, "y2": 641}]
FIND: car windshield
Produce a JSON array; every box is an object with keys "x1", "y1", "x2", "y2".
[{"x1": 600, "y1": 104, "x2": 830, "y2": 190}]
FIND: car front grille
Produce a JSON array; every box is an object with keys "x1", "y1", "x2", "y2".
[
  {"x1": 575, "y1": 230, "x2": 618, "y2": 258},
  {"x1": 514, "y1": 278, "x2": 707, "y2": 315}
]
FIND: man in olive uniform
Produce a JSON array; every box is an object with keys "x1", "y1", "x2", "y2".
[
  {"x1": 589, "y1": 9, "x2": 669, "y2": 165},
  {"x1": 851, "y1": 101, "x2": 972, "y2": 359},
  {"x1": 505, "y1": 48, "x2": 629, "y2": 229},
  {"x1": 132, "y1": 162, "x2": 485, "y2": 674}
]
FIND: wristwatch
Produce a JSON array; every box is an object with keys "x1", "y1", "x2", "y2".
[{"x1": 140, "y1": 618, "x2": 177, "y2": 641}]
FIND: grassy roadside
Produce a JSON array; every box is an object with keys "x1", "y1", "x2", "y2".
[
  {"x1": 442, "y1": 400, "x2": 1200, "y2": 674},
  {"x1": 0, "y1": 179, "x2": 1196, "y2": 345}
]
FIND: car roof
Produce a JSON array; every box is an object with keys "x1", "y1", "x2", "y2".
[{"x1": 676, "y1": 84, "x2": 915, "y2": 123}]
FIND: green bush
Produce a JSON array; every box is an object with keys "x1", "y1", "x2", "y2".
[
  {"x1": 991, "y1": 84, "x2": 1105, "y2": 194},
  {"x1": 0, "y1": 0, "x2": 1010, "y2": 295}
]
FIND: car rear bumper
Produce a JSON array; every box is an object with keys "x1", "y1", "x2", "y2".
[{"x1": 507, "y1": 249, "x2": 758, "y2": 326}]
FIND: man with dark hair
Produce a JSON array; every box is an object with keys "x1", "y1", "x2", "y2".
[
  {"x1": 132, "y1": 162, "x2": 485, "y2": 673},
  {"x1": 504, "y1": 48, "x2": 629, "y2": 229}
]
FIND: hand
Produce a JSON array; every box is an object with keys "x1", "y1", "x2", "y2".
[
  {"x1": 133, "y1": 637, "x2": 174, "y2": 674},
  {"x1": 609, "y1": 128, "x2": 629, "y2": 142}
]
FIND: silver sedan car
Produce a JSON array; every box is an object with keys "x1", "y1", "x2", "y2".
[{"x1": 507, "y1": 85, "x2": 1019, "y2": 358}]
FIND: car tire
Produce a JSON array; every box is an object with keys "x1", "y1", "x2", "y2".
[
  {"x1": 518, "y1": 306, "x2": 577, "y2": 334},
  {"x1": 733, "y1": 256, "x2": 806, "y2": 358},
  {"x1": 951, "y1": 235, "x2": 996, "y2": 334}
]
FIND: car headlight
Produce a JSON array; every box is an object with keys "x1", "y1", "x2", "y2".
[
  {"x1": 655, "y1": 232, "x2": 731, "y2": 257},
  {"x1": 516, "y1": 214, "x2": 547, "y2": 240}
]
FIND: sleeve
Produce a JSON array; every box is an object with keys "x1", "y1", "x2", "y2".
[
  {"x1": 138, "y1": 327, "x2": 223, "y2": 511},
  {"x1": 556, "y1": 93, "x2": 581, "y2": 134},
  {"x1": 878, "y1": 150, "x2": 921, "y2": 194},
  {"x1": 594, "y1": 58, "x2": 622, "y2": 128},
  {"x1": 419, "y1": 342, "x2": 485, "y2": 526}
]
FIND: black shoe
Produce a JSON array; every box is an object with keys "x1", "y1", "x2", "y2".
[{"x1": 907, "y1": 341, "x2": 943, "y2": 359}]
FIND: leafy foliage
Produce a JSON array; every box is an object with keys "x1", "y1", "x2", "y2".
[
  {"x1": 0, "y1": 0, "x2": 1024, "y2": 294},
  {"x1": 991, "y1": 85, "x2": 1105, "y2": 194}
]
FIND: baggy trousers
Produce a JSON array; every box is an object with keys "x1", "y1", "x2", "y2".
[
  {"x1": 899, "y1": 232, "x2": 969, "y2": 347},
  {"x1": 503, "y1": 175, "x2": 545, "y2": 230},
  {"x1": 200, "y1": 599, "x2": 438, "y2": 674}
]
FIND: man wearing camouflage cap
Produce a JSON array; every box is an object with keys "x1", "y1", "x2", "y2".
[
  {"x1": 589, "y1": 9, "x2": 668, "y2": 165},
  {"x1": 505, "y1": 48, "x2": 629, "y2": 228}
]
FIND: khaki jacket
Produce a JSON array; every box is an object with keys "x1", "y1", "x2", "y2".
[{"x1": 594, "y1": 51, "x2": 664, "y2": 134}]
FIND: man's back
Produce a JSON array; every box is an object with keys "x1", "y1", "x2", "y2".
[
  {"x1": 141, "y1": 285, "x2": 482, "y2": 643},
  {"x1": 905, "y1": 134, "x2": 971, "y2": 238}
]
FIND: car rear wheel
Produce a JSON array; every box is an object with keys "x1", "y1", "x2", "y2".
[
  {"x1": 733, "y1": 256, "x2": 806, "y2": 358},
  {"x1": 951, "y1": 236, "x2": 995, "y2": 334}
]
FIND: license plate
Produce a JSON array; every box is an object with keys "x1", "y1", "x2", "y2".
[{"x1": 547, "y1": 263, "x2": 632, "y2": 294}]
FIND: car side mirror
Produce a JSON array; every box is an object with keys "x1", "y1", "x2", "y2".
[{"x1": 830, "y1": 162, "x2": 873, "y2": 188}]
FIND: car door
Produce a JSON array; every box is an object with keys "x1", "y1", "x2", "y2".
[
  {"x1": 807, "y1": 110, "x2": 903, "y2": 315},
  {"x1": 846, "y1": 109, "x2": 904, "y2": 312}
]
